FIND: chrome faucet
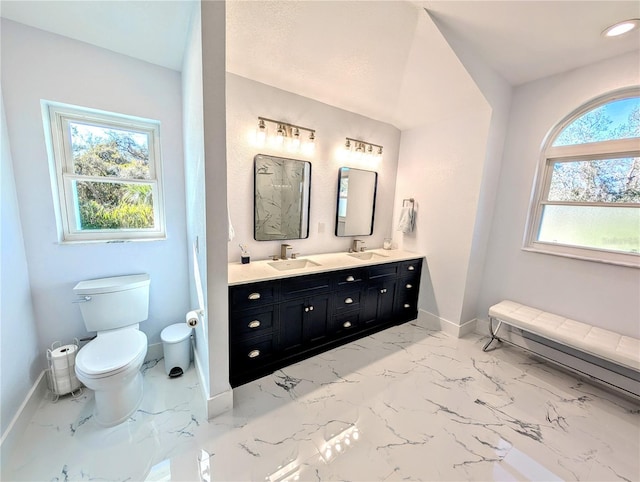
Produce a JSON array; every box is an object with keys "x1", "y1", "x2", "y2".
[
  {"x1": 280, "y1": 243, "x2": 292, "y2": 260},
  {"x1": 352, "y1": 239, "x2": 365, "y2": 252}
]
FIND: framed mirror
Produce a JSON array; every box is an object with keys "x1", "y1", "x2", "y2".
[
  {"x1": 335, "y1": 167, "x2": 378, "y2": 236},
  {"x1": 254, "y1": 154, "x2": 311, "y2": 241}
]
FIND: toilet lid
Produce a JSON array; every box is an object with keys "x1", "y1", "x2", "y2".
[{"x1": 76, "y1": 330, "x2": 147, "y2": 377}]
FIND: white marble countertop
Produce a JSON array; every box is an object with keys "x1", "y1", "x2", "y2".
[{"x1": 228, "y1": 248, "x2": 425, "y2": 286}]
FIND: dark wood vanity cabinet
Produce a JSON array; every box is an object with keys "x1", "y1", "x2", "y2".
[{"x1": 229, "y1": 258, "x2": 423, "y2": 387}]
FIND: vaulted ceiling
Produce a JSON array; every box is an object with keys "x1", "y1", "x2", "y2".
[{"x1": 2, "y1": 1, "x2": 638, "y2": 130}]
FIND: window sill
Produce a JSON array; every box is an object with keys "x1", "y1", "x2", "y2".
[
  {"x1": 522, "y1": 244, "x2": 639, "y2": 269},
  {"x1": 59, "y1": 235, "x2": 167, "y2": 245}
]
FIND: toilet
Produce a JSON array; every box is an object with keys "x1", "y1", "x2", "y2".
[{"x1": 73, "y1": 274, "x2": 150, "y2": 427}]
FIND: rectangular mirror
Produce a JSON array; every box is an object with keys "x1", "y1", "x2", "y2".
[
  {"x1": 335, "y1": 167, "x2": 378, "y2": 236},
  {"x1": 254, "y1": 154, "x2": 311, "y2": 241}
]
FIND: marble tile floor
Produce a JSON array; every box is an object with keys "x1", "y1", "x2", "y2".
[{"x1": 3, "y1": 321, "x2": 639, "y2": 482}]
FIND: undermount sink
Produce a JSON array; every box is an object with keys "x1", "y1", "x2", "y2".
[
  {"x1": 347, "y1": 251, "x2": 389, "y2": 261},
  {"x1": 268, "y1": 259, "x2": 321, "y2": 271}
]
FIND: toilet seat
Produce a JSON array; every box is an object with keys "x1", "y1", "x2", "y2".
[{"x1": 76, "y1": 330, "x2": 147, "y2": 379}]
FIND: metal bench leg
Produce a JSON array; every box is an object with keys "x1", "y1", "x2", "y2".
[{"x1": 482, "y1": 318, "x2": 502, "y2": 352}]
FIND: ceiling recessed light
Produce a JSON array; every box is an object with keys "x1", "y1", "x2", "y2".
[{"x1": 602, "y1": 19, "x2": 640, "y2": 37}]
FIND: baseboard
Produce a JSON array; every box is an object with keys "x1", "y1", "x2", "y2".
[
  {"x1": 0, "y1": 370, "x2": 47, "y2": 464},
  {"x1": 192, "y1": 343, "x2": 209, "y2": 407},
  {"x1": 207, "y1": 388, "x2": 233, "y2": 419},
  {"x1": 145, "y1": 341, "x2": 163, "y2": 362},
  {"x1": 415, "y1": 309, "x2": 477, "y2": 338},
  {"x1": 192, "y1": 344, "x2": 233, "y2": 420}
]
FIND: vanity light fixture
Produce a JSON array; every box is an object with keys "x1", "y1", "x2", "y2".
[
  {"x1": 255, "y1": 116, "x2": 316, "y2": 154},
  {"x1": 344, "y1": 137, "x2": 383, "y2": 162},
  {"x1": 602, "y1": 18, "x2": 639, "y2": 37}
]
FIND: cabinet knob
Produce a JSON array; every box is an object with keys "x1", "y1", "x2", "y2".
[
  {"x1": 248, "y1": 292, "x2": 261, "y2": 300},
  {"x1": 380, "y1": 288, "x2": 387, "y2": 294},
  {"x1": 343, "y1": 321, "x2": 352, "y2": 328},
  {"x1": 346, "y1": 275, "x2": 355, "y2": 282},
  {"x1": 407, "y1": 266, "x2": 415, "y2": 271},
  {"x1": 404, "y1": 303, "x2": 411, "y2": 309},
  {"x1": 304, "y1": 307, "x2": 309, "y2": 312},
  {"x1": 309, "y1": 305, "x2": 314, "y2": 311},
  {"x1": 344, "y1": 297, "x2": 353, "y2": 304},
  {"x1": 248, "y1": 349, "x2": 260, "y2": 358},
  {"x1": 406, "y1": 283, "x2": 413, "y2": 289},
  {"x1": 248, "y1": 320, "x2": 261, "y2": 329}
]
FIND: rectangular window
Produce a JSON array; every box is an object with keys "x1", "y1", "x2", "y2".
[
  {"x1": 536, "y1": 157, "x2": 639, "y2": 255},
  {"x1": 44, "y1": 102, "x2": 166, "y2": 242}
]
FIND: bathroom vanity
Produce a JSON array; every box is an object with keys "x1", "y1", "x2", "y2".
[{"x1": 228, "y1": 250, "x2": 423, "y2": 387}]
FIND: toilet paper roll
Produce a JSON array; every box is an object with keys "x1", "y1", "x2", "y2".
[
  {"x1": 51, "y1": 366, "x2": 75, "y2": 379},
  {"x1": 186, "y1": 310, "x2": 199, "y2": 328},
  {"x1": 50, "y1": 344, "x2": 78, "y2": 370},
  {"x1": 51, "y1": 374, "x2": 82, "y2": 395}
]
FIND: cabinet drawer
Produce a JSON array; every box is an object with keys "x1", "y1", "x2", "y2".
[
  {"x1": 335, "y1": 269, "x2": 366, "y2": 288},
  {"x1": 281, "y1": 274, "x2": 331, "y2": 300},
  {"x1": 230, "y1": 335, "x2": 275, "y2": 368},
  {"x1": 332, "y1": 311, "x2": 360, "y2": 335},
  {"x1": 230, "y1": 281, "x2": 279, "y2": 309},
  {"x1": 396, "y1": 295, "x2": 418, "y2": 315},
  {"x1": 334, "y1": 289, "x2": 362, "y2": 312},
  {"x1": 230, "y1": 305, "x2": 275, "y2": 338},
  {"x1": 368, "y1": 263, "x2": 398, "y2": 280},
  {"x1": 399, "y1": 259, "x2": 422, "y2": 277},
  {"x1": 398, "y1": 277, "x2": 420, "y2": 294}
]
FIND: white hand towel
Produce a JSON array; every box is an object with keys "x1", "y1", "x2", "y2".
[{"x1": 397, "y1": 206, "x2": 415, "y2": 233}]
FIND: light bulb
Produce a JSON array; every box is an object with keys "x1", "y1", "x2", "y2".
[
  {"x1": 275, "y1": 124, "x2": 285, "y2": 145},
  {"x1": 603, "y1": 19, "x2": 640, "y2": 37},
  {"x1": 255, "y1": 119, "x2": 267, "y2": 146},
  {"x1": 289, "y1": 128, "x2": 301, "y2": 151},
  {"x1": 303, "y1": 131, "x2": 315, "y2": 154}
]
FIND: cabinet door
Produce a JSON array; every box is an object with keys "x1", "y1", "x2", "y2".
[
  {"x1": 304, "y1": 294, "x2": 331, "y2": 345},
  {"x1": 279, "y1": 294, "x2": 331, "y2": 352},
  {"x1": 378, "y1": 280, "x2": 396, "y2": 321},
  {"x1": 362, "y1": 279, "x2": 396, "y2": 326},
  {"x1": 279, "y1": 299, "x2": 306, "y2": 355}
]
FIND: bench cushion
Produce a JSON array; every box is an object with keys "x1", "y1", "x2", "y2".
[{"x1": 489, "y1": 300, "x2": 640, "y2": 372}]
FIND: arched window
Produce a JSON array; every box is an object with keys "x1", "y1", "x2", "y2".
[{"x1": 525, "y1": 87, "x2": 640, "y2": 267}]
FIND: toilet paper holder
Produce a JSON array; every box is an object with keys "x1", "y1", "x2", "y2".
[
  {"x1": 186, "y1": 309, "x2": 204, "y2": 328},
  {"x1": 46, "y1": 338, "x2": 83, "y2": 402}
]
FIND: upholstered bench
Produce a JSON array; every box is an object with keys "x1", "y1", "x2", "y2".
[{"x1": 484, "y1": 300, "x2": 640, "y2": 397}]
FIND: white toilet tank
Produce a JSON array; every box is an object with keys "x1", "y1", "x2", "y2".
[{"x1": 73, "y1": 274, "x2": 150, "y2": 332}]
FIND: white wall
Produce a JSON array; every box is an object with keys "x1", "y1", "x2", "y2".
[
  {"x1": 1, "y1": 20, "x2": 190, "y2": 355},
  {"x1": 0, "y1": 92, "x2": 40, "y2": 437},
  {"x1": 202, "y1": 0, "x2": 233, "y2": 417},
  {"x1": 393, "y1": 11, "x2": 492, "y2": 331},
  {"x1": 395, "y1": 109, "x2": 491, "y2": 327},
  {"x1": 427, "y1": 11, "x2": 513, "y2": 326},
  {"x1": 226, "y1": 74, "x2": 401, "y2": 263},
  {"x1": 478, "y1": 51, "x2": 640, "y2": 338},
  {"x1": 182, "y1": 4, "x2": 210, "y2": 393}
]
